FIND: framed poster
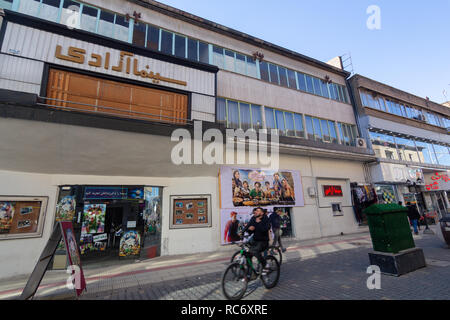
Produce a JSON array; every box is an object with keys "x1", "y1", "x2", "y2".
[
  {"x1": 0, "y1": 196, "x2": 48, "y2": 240},
  {"x1": 169, "y1": 195, "x2": 212, "y2": 229},
  {"x1": 219, "y1": 166, "x2": 304, "y2": 208}
]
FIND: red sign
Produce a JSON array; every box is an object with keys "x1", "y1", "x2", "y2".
[
  {"x1": 61, "y1": 222, "x2": 86, "y2": 297},
  {"x1": 425, "y1": 172, "x2": 450, "y2": 191},
  {"x1": 323, "y1": 185, "x2": 343, "y2": 197}
]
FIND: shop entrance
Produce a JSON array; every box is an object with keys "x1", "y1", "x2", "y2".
[{"x1": 53, "y1": 185, "x2": 162, "y2": 268}]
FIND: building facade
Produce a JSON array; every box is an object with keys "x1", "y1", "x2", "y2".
[
  {"x1": 348, "y1": 74, "x2": 450, "y2": 220},
  {"x1": 0, "y1": 0, "x2": 376, "y2": 279}
]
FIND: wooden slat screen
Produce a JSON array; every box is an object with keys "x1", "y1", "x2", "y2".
[{"x1": 46, "y1": 69, "x2": 188, "y2": 124}]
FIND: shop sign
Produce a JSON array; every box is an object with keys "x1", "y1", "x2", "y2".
[
  {"x1": 323, "y1": 185, "x2": 343, "y2": 197},
  {"x1": 219, "y1": 166, "x2": 304, "y2": 208},
  {"x1": 55, "y1": 45, "x2": 187, "y2": 86},
  {"x1": 425, "y1": 172, "x2": 450, "y2": 191},
  {"x1": 93, "y1": 233, "x2": 107, "y2": 242},
  {"x1": 84, "y1": 187, "x2": 144, "y2": 200}
]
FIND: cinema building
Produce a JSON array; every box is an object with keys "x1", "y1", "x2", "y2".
[
  {"x1": 349, "y1": 74, "x2": 450, "y2": 219},
  {"x1": 0, "y1": 0, "x2": 375, "y2": 279}
]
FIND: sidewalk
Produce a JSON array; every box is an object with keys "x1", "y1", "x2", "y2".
[{"x1": 0, "y1": 229, "x2": 373, "y2": 300}]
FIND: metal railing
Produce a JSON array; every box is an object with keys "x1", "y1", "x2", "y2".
[{"x1": 37, "y1": 96, "x2": 192, "y2": 124}]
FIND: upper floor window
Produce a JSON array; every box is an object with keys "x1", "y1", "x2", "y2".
[{"x1": 217, "y1": 98, "x2": 263, "y2": 131}]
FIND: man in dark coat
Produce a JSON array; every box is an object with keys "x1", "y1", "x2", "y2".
[{"x1": 406, "y1": 202, "x2": 420, "y2": 235}]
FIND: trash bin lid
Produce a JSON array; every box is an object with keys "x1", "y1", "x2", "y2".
[{"x1": 363, "y1": 203, "x2": 408, "y2": 215}]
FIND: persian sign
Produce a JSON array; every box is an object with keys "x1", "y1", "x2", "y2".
[
  {"x1": 425, "y1": 172, "x2": 450, "y2": 191},
  {"x1": 323, "y1": 185, "x2": 343, "y2": 197},
  {"x1": 220, "y1": 166, "x2": 304, "y2": 208},
  {"x1": 55, "y1": 45, "x2": 187, "y2": 86}
]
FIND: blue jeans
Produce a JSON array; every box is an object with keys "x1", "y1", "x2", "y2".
[{"x1": 411, "y1": 219, "x2": 418, "y2": 234}]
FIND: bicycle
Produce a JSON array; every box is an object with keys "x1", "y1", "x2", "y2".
[
  {"x1": 222, "y1": 235, "x2": 280, "y2": 300},
  {"x1": 231, "y1": 239, "x2": 283, "y2": 265}
]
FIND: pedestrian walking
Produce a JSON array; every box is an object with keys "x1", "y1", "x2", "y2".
[{"x1": 406, "y1": 202, "x2": 420, "y2": 235}]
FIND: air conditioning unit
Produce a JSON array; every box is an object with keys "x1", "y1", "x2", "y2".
[{"x1": 355, "y1": 138, "x2": 367, "y2": 148}]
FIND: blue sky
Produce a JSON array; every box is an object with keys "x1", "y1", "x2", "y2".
[{"x1": 158, "y1": 0, "x2": 450, "y2": 104}]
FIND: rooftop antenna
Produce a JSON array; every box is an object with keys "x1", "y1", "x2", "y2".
[{"x1": 341, "y1": 52, "x2": 354, "y2": 76}]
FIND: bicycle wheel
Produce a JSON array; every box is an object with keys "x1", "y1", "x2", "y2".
[
  {"x1": 268, "y1": 246, "x2": 282, "y2": 265},
  {"x1": 260, "y1": 256, "x2": 280, "y2": 289},
  {"x1": 222, "y1": 262, "x2": 248, "y2": 300},
  {"x1": 230, "y1": 250, "x2": 242, "y2": 263}
]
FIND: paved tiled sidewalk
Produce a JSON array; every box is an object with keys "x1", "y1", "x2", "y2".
[{"x1": 2, "y1": 227, "x2": 450, "y2": 300}]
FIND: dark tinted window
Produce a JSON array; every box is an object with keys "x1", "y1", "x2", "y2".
[
  {"x1": 133, "y1": 22, "x2": 146, "y2": 47},
  {"x1": 278, "y1": 67, "x2": 288, "y2": 87},
  {"x1": 287, "y1": 69, "x2": 297, "y2": 89},
  {"x1": 42, "y1": 0, "x2": 60, "y2": 7},
  {"x1": 147, "y1": 25, "x2": 159, "y2": 51},
  {"x1": 259, "y1": 61, "x2": 270, "y2": 82},
  {"x1": 297, "y1": 73, "x2": 307, "y2": 91},
  {"x1": 174, "y1": 34, "x2": 186, "y2": 58},
  {"x1": 115, "y1": 14, "x2": 128, "y2": 27},
  {"x1": 313, "y1": 78, "x2": 322, "y2": 96},
  {"x1": 63, "y1": 0, "x2": 79, "y2": 9},
  {"x1": 160, "y1": 30, "x2": 173, "y2": 55},
  {"x1": 305, "y1": 75, "x2": 314, "y2": 94},
  {"x1": 187, "y1": 38, "x2": 198, "y2": 61},
  {"x1": 269, "y1": 64, "x2": 279, "y2": 84},
  {"x1": 82, "y1": 5, "x2": 97, "y2": 17},
  {"x1": 320, "y1": 80, "x2": 329, "y2": 98},
  {"x1": 198, "y1": 41, "x2": 209, "y2": 64},
  {"x1": 99, "y1": 10, "x2": 114, "y2": 23}
]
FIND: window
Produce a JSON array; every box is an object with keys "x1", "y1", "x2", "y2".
[
  {"x1": 80, "y1": 4, "x2": 98, "y2": 33},
  {"x1": 0, "y1": 0, "x2": 13, "y2": 10},
  {"x1": 284, "y1": 112, "x2": 295, "y2": 137},
  {"x1": 369, "y1": 131, "x2": 398, "y2": 160},
  {"x1": 61, "y1": 1, "x2": 80, "y2": 28},
  {"x1": 246, "y1": 56, "x2": 258, "y2": 78},
  {"x1": 433, "y1": 144, "x2": 450, "y2": 166},
  {"x1": 212, "y1": 46, "x2": 224, "y2": 69},
  {"x1": 338, "y1": 123, "x2": 352, "y2": 146},
  {"x1": 147, "y1": 25, "x2": 160, "y2": 51},
  {"x1": 39, "y1": 0, "x2": 61, "y2": 22},
  {"x1": 329, "y1": 83, "x2": 338, "y2": 101},
  {"x1": 265, "y1": 107, "x2": 276, "y2": 130},
  {"x1": 174, "y1": 34, "x2": 186, "y2": 58},
  {"x1": 239, "y1": 103, "x2": 252, "y2": 131},
  {"x1": 187, "y1": 38, "x2": 198, "y2": 61},
  {"x1": 305, "y1": 75, "x2": 314, "y2": 94},
  {"x1": 259, "y1": 61, "x2": 270, "y2": 82},
  {"x1": 224, "y1": 50, "x2": 235, "y2": 72},
  {"x1": 18, "y1": 0, "x2": 41, "y2": 16},
  {"x1": 320, "y1": 80, "x2": 329, "y2": 99},
  {"x1": 287, "y1": 69, "x2": 297, "y2": 89},
  {"x1": 297, "y1": 73, "x2": 307, "y2": 92},
  {"x1": 269, "y1": 64, "x2": 279, "y2": 85},
  {"x1": 312, "y1": 117, "x2": 322, "y2": 141},
  {"x1": 251, "y1": 105, "x2": 262, "y2": 130},
  {"x1": 378, "y1": 97, "x2": 387, "y2": 112},
  {"x1": 275, "y1": 110, "x2": 286, "y2": 135},
  {"x1": 394, "y1": 136, "x2": 419, "y2": 162},
  {"x1": 217, "y1": 98, "x2": 226, "y2": 126},
  {"x1": 132, "y1": 22, "x2": 147, "y2": 47},
  {"x1": 161, "y1": 30, "x2": 174, "y2": 55},
  {"x1": 235, "y1": 54, "x2": 246, "y2": 75},
  {"x1": 292, "y1": 114, "x2": 303, "y2": 138},
  {"x1": 278, "y1": 67, "x2": 288, "y2": 88},
  {"x1": 313, "y1": 78, "x2": 322, "y2": 96},
  {"x1": 114, "y1": 14, "x2": 129, "y2": 42},
  {"x1": 305, "y1": 116, "x2": 314, "y2": 140},
  {"x1": 329, "y1": 121, "x2": 337, "y2": 144},
  {"x1": 385, "y1": 150, "x2": 394, "y2": 160},
  {"x1": 321, "y1": 119, "x2": 330, "y2": 142},
  {"x1": 415, "y1": 141, "x2": 437, "y2": 164},
  {"x1": 227, "y1": 100, "x2": 239, "y2": 129},
  {"x1": 198, "y1": 41, "x2": 209, "y2": 64}
]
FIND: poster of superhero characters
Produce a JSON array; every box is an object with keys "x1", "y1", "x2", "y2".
[{"x1": 220, "y1": 166, "x2": 304, "y2": 208}]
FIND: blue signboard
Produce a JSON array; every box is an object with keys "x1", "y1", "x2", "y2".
[{"x1": 84, "y1": 187, "x2": 128, "y2": 200}]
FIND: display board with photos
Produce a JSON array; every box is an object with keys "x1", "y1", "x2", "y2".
[
  {"x1": 0, "y1": 196, "x2": 48, "y2": 240},
  {"x1": 170, "y1": 195, "x2": 211, "y2": 229}
]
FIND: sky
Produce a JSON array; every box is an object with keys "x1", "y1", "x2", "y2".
[{"x1": 157, "y1": 0, "x2": 450, "y2": 104}]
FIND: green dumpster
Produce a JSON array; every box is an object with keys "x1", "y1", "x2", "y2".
[{"x1": 364, "y1": 203, "x2": 415, "y2": 254}]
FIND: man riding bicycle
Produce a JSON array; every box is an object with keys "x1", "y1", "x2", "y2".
[{"x1": 241, "y1": 207, "x2": 271, "y2": 274}]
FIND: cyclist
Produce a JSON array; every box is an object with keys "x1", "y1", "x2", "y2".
[{"x1": 241, "y1": 207, "x2": 271, "y2": 274}]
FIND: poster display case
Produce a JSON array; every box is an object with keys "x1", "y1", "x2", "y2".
[
  {"x1": 169, "y1": 195, "x2": 212, "y2": 229},
  {"x1": 0, "y1": 196, "x2": 48, "y2": 240}
]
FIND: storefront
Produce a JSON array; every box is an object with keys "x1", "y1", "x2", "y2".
[
  {"x1": 52, "y1": 185, "x2": 162, "y2": 266},
  {"x1": 423, "y1": 171, "x2": 450, "y2": 218}
]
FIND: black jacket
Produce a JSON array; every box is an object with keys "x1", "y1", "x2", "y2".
[
  {"x1": 244, "y1": 215, "x2": 271, "y2": 242},
  {"x1": 407, "y1": 205, "x2": 421, "y2": 220}
]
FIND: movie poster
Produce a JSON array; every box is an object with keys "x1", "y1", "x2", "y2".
[
  {"x1": 81, "y1": 204, "x2": 106, "y2": 234},
  {"x1": 119, "y1": 231, "x2": 141, "y2": 257},
  {"x1": 220, "y1": 166, "x2": 304, "y2": 208},
  {"x1": 0, "y1": 202, "x2": 15, "y2": 234},
  {"x1": 60, "y1": 222, "x2": 86, "y2": 297},
  {"x1": 55, "y1": 196, "x2": 76, "y2": 222}
]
